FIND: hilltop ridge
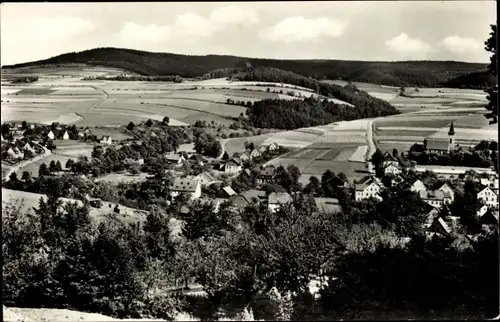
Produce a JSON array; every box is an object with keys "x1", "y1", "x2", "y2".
[{"x1": 2, "y1": 47, "x2": 494, "y2": 89}]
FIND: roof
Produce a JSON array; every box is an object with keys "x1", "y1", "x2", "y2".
[
  {"x1": 261, "y1": 166, "x2": 275, "y2": 177},
  {"x1": 355, "y1": 176, "x2": 383, "y2": 191},
  {"x1": 426, "y1": 138, "x2": 449, "y2": 151},
  {"x1": 170, "y1": 178, "x2": 199, "y2": 192},
  {"x1": 448, "y1": 122, "x2": 455, "y2": 136},
  {"x1": 166, "y1": 154, "x2": 183, "y2": 161},
  {"x1": 227, "y1": 158, "x2": 242, "y2": 166},
  {"x1": 222, "y1": 186, "x2": 236, "y2": 196},
  {"x1": 268, "y1": 192, "x2": 292, "y2": 205},
  {"x1": 241, "y1": 189, "x2": 267, "y2": 203},
  {"x1": 384, "y1": 152, "x2": 398, "y2": 162},
  {"x1": 251, "y1": 149, "x2": 260, "y2": 154},
  {"x1": 101, "y1": 135, "x2": 111, "y2": 140},
  {"x1": 314, "y1": 198, "x2": 342, "y2": 214},
  {"x1": 419, "y1": 190, "x2": 450, "y2": 201},
  {"x1": 189, "y1": 154, "x2": 207, "y2": 162},
  {"x1": 428, "y1": 217, "x2": 451, "y2": 234},
  {"x1": 197, "y1": 172, "x2": 216, "y2": 182}
]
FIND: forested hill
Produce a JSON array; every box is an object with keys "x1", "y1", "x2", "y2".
[{"x1": 2, "y1": 47, "x2": 493, "y2": 88}]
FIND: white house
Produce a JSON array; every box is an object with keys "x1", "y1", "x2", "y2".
[
  {"x1": 419, "y1": 190, "x2": 452, "y2": 208},
  {"x1": 240, "y1": 152, "x2": 251, "y2": 162},
  {"x1": 423, "y1": 207, "x2": 440, "y2": 229},
  {"x1": 250, "y1": 149, "x2": 261, "y2": 160},
  {"x1": 268, "y1": 192, "x2": 292, "y2": 213},
  {"x1": 258, "y1": 146, "x2": 267, "y2": 154},
  {"x1": 354, "y1": 177, "x2": 384, "y2": 202},
  {"x1": 384, "y1": 164, "x2": 402, "y2": 176},
  {"x1": 166, "y1": 154, "x2": 185, "y2": 165},
  {"x1": 194, "y1": 172, "x2": 216, "y2": 187},
  {"x1": 438, "y1": 183, "x2": 455, "y2": 202},
  {"x1": 477, "y1": 204, "x2": 489, "y2": 217},
  {"x1": 99, "y1": 136, "x2": 113, "y2": 145},
  {"x1": 477, "y1": 186, "x2": 498, "y2": 208},
  {"x1": 7, "y1": 147, "x2": 17, "y2": 158},
  {"x1": 268, "y1": 142, "x2": 279, "y2": 152},
  {"x1": 62, "y1": 131, "x2": 70, "y2": 140},
  {"x1": 169, "y1": 178, "x2": 201, "y2": 201},
  {"x1": 410, "y1": 180, "x2": 427, "y2": 193},
  {"x1": 23, "y1": 143, "x2": 35, "y2": 153},
  {"x1": 47, "y1": 131, "x2": 55, "y2": 140},
  {"x1": 224, "y1": 158, "x2": 242, "y2": 174}
]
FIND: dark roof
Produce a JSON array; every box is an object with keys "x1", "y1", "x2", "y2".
[
  {"x1": 355, "y1": 176, "x2": 383, "y2": 191},
  {"x1": 227, "y1": 158, "x2": 241, "y2": 166},
  {"x1": 241, "y1": 189, "x2": 267, "y2": 203},
  {"x1": 427, "y1": 217, "x2": 451, "y2": 234},
  {"x1": 448, "y1": 122, "x2": 455, "y2": 136},
  {"x1": 268, "y1": 192, "x2": 292, "y2": 205},
  {"x1": 383, "y1": 152, "x2": 398, "y2": 162},
  {"x1": 426, "y1": 138, "x2": 449, "y2": 151},
  {"x1": 170, "y1": 178, "x2": 199, "y2": 192},
  {"x1": 189, "y1": 154, "x2": 207, "y2": 162}
]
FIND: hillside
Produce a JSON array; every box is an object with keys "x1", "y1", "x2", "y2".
[{"x1": 2, "y1": 47, "x2": 493, "y2": 88}]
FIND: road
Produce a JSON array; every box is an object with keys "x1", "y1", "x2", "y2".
[
  {"x1": 216, "y1": 138, "x2": 228, "y2": 160},
  {"x1": 365, "y1": 119, "x2": 376, "y2": 162}
]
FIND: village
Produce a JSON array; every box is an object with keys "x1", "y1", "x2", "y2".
[{"x1": 2, "y1": 119, "x2": 498, "y2": 240}]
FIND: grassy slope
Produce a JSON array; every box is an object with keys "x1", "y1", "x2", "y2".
[{"x1": 1, "y1": 47, "x2": 492, "y2": 88}]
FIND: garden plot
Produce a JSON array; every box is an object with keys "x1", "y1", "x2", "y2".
[
  {"x1": 266, "y1": 157, "x2": 316, "y2": 172},
  {"x1": 302, "y1": 160, "x2": 367, "y2": 178},
  {"x1": 287, "y1": 148, "x2": 328, "y2": 160},
  {"x1": 348, "y1": 146, "x2": 368, "y2": 163},
  {"x1": 313, "y1": 132, "x2": 366, "y2": 144}
]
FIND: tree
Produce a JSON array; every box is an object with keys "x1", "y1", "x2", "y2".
[
  {"x1": 130, "y1": 165, "x2": 140, "y2": 176},
  {"x1": 146, "y1": 119, "x2": 154, "y2": 127},
  {"x1": 9, "y1": 172, "x2": 18, "y2": 183},
  {"x1": 127, "y1": 122, "x2": 135, "y2": 131},
  {"x1": 65, "y1": 159, "x2": 75, "y2": 170},
  {"x1": 49, "y1": 160, "x2": 57, "y2": 174},
  {"x1": 38, "y1": 163, "x2": 50, "y2": 176},
  {"x1": 21, "y1": 171, "x2": 32, "y2": 182},
  {"x1": 484, "y1": 24, "x2": 497, "y2": 124},
  {"x1": 370, "y1": 149, "x2": 385, "y2": 178},
  {"x1": 55, "y1": 161, "x2": 63, "y2": 172},
  {"x1": 162, "y1": 116, "x2": 170, "y2": 125},
  {"x1": 21, "y1": 120, "x2": 28, "y2": 129}
]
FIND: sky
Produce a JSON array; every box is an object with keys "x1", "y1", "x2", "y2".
[{"x1": 0, "y1": 1, "x2": 496, "y2": 66}]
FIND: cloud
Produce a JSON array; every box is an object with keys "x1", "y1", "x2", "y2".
[
  {"x1": 442, "y1": 36, "x2": 483, "y2": 54},
  {"x1": 28, "y1": 16, "x2": 95, "y2": 40},
  {"x1": 209, "y1": 5, "x2": 259, "y2": 26},
  {"x1": 260, "y1": 16, "x2": 347, "y2": 43},
  {"x1": 118, "y1": 5, "x2": 259, "y2": 43},
  {"x1": 119, "y1": 22, "x2": 171, "y2": 43},
  {"x1": 385, "y1": 33, "x2": 431, "y2": 55}
]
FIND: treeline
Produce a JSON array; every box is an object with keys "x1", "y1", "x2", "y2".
[
  {"x1": 83, "y1": 75, "x2": 183, "y2": 82},
  {"x1": 2, "y1": 47, "x2": 491, "y2": 88},
  {"x1": 245, "y1": 96, "x2": 398, "y2": 130},
  {"x1": 10, "y1": 76, "x2": 39, "y2": 83}
]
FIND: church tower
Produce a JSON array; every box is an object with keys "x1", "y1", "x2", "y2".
[{"x1": 447, "y1": 122, "x2": 455, "y2": 152}]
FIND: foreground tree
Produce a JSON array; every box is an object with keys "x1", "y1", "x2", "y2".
[{"x1": 484, "y1": 24, "x2": 497, "y2": 124}]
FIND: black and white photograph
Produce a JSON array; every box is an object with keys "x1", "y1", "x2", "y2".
[{"x1": 1, "y1": 1, "x2": 498, "y2": 321}]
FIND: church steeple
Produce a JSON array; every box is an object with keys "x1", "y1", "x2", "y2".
[{"x1": 448, "y1": 122, "x2": 455, "y2": 136}]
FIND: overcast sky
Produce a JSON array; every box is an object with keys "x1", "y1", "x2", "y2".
[{"x1": 1, "y1": 1, "x2": 496, "y2": 66}]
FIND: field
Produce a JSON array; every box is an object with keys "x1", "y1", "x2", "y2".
[
  {"x1": 1, "y1": 65, "x2": 351, "y2": 127},
  {"x1": 2, "y1": 188, "x2": 147, "y2": 226}
]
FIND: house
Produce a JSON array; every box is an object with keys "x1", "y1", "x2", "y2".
[
  {"x1": 426, "y1": 217, "x2": 452, "y2": 236},
  {"x1": 250, "y1": 149, "x2": 261, "y2": 160},
  {"x1": 47, "y1": 131, "x2": 55, "y2": 140},
  {"x1": 166, "y1": 154, "x2": 185, "y2": 165},
  {"x1": 194, "y1": 172, "x2": 216, "y2": 187},
  {"x1": 354, "y1": 176, "x2": 384, "y2": 202},
  {"x1": 220, "y1": 186, "x2": 237, "y2": 198},
  {"x1": 425, "y1": 123, "x2": 456, "y2": 154},
  {"x1": 477, "y1": 204, "x2": 489, "y2": 217},
  {"x1": 438, "y1": 183, "x2": 455, "y2": 202},
  {"x1": 62, "y1": 131, "x2": 70, "y2": 140},
  {"x1": 477, "y1": 186, "x2": 498, "y2": 207},
  {"x1": 6, "y1": 147, "x2": 17, "y2": 158},
  {"x1": 259, "y1": 166, "x2": 275, "y2": 183},
  {"x1": 169, "y1": 178, "x2": 202, "y2": 201},
  {"x1": 78, "y1": 131, "x2": 85, "y2": 139},
  {"x1": 99, "y1": 136, "x2": 113, "y2": 145},
  {"x1": 240, "y1": 152, "x2": 251, "y2": 162},
  {"x1": 479, "y1": 208, "x2": 499, "y2": 226},
  {"x1": 313, "y1": 197, "x2": 342, "y2": 215},
  {"x1": 423, "y1": 207, "x2": 440, "y2": 229},
  {"x1": 23, "y1": 143, "x2": 35, "y2": 153},
  {"x1": 419, "y1": 190, "x2": 452, "y2": 208},
  {"x1": 382, "y1": 152, "x2": 399, "y2": 168},
  {"x1": 268, "y1": 142, "x2": 279, "y2": 152},
  {"x1": 258, "y1": 146, "x2": 268, "y2": 154},
  {"x1": 384, "y1": 164, "x2": 402, "y2": 176},
  {"x1": 84, "y1": 128, "x2": 92, "y2": 135},
  {"x1": 189, "y1": 154, "x2": 207, "y2": 166},
  {"x1": 224, "y1": 158, "x2": 242, "y2": 174},
  {"x1": 229, "y1": 189, "x2": 266, "y2": 208},
  {"x1": 268, "y1": 192, "x2": 293, "y2": 213}
]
